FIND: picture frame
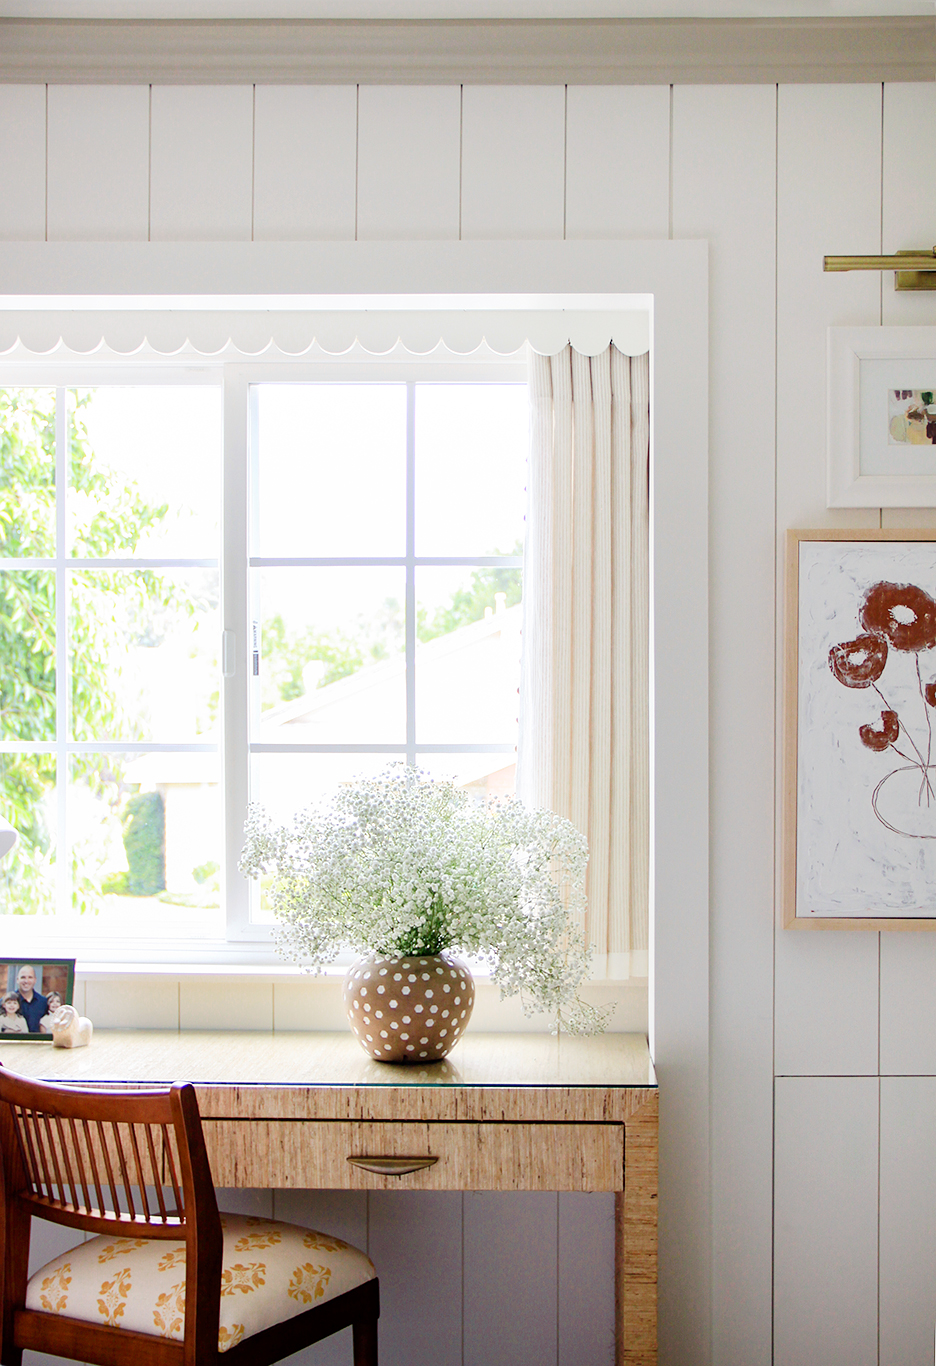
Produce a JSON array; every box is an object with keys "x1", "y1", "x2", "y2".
[
  {"x1": 0, "y1": 959, "x2": 75, "y2": 1039},
  {"x1": 827, "y1": 325, "x2": 936, "y2": 507},
  {"x1": 784, "y1": 529, "x2": 936, "y2": 929}
]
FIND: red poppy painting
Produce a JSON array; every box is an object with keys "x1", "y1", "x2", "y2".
[{"x1": 785, "y1": 530, "x2": 936, "y2": 927}]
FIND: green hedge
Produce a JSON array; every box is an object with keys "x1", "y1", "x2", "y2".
[{"x1": 122, "y1": 791, "x2": 165, "y2": 896}]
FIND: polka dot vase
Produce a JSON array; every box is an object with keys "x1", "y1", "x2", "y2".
[{"x1": 342, "y1": 953, "x2": 475, "y2": 1063}]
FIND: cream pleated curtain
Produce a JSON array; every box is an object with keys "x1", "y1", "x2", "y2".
[{"x1": 517, "y1": 345, "x2": 650, "y2": 975}]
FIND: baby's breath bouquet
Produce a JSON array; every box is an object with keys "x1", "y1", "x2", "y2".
[{"x1": 239, "y1": 766, "x2": 610, "y2": 1036}]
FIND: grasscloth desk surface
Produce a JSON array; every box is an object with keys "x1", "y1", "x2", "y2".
[
  {"x1": 0, "y1": 1030, "x2": 655, "y2": 1123},
  {"x1": 0, "y1": 1029, "x2": 654, "y2": 1088}
]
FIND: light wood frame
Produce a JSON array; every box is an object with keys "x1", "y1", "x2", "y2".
[{"x1": 784, "y1": 527, "x2": 936, "y2": 929}]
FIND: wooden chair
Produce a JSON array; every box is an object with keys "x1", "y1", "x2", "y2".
[{"x1": 0, "y1": 1065, "x2": 379, "y2": 1366}]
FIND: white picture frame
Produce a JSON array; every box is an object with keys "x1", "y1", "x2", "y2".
[{"x1": 827, "y1": 325, "x2": 936, "y2": 507}]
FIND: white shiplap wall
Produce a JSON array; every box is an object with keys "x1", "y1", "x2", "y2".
[{"x1": 1, "y1": 77, "x2": 935, "y2": 1366}]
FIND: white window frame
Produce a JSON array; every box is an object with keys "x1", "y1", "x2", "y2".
[
  {"x1": 0, "y1": 353, "x2": 530, "y2": 954},
  {"x1": 229, "y1": 358, "x2": 529, "y2": 941},
  {"x1": 0, "y1": 237, "x2": 709, "y2": 1078}
]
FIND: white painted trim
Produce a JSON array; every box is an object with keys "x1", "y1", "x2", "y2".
[
  {"x1": 0, "y1": 307, "x2": 651, "y2": 356},
  {"x1": 0, "y1": 239, "x2": 710, "y2": 1366},
  {"x1": 0, "y1": 14, "x2": 930, "y2": 84}
]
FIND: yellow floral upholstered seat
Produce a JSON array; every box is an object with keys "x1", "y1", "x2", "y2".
[{"x1": 25, "y1": 1214, "x2": 376, "y2": 1354}]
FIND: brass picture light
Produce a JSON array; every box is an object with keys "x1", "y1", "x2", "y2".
[{"x1": 823, "y1": 249, "x2": 936, "y2": 291}]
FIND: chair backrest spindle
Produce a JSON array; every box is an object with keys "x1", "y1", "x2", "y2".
[
  {"x1": 0, "y1": 1070, "x2": 203, "y2": 1238},
  {"x1": 163, "y1": 1122, "x2": 184, "y2": 1213}
]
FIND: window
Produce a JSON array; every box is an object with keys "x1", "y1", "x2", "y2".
[{"x1": 0, "y1": 361, "x2": 529, "y2": 954}]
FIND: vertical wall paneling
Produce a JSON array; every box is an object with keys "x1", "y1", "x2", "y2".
[
  {"x1": 557, "y1": 1192, "x2": 616, "y2": 1366},
  {"x1": 460, "y1": 86, "x2": 565, "y2": 241},
  {"x1": 564, "y1": 86, "x2": 670, "y2": 241},
  {"x1": 368, "y1": 1191, "x2": 463, "y2": 1366},
  {"x1": 463, "y1": 1192, "x2": 559, "y2": 1366},
  {"x1": 253, "y1": 86, "x2": 357, "y2": 242},
  {"x1": 46, "y1": 86, "x2": 148, "y2": 242},
  {"x1": 775, "y1": 81, "x2": 883, "y2": 528},
  {"x1": 879, "y1": 83, "x2": 936, "y2": 525},
  {"x1": 774, "y1": 1077, "x2": 879, "y2": 1366},
  {"x1": 150, "y1": 86, "x2": 253, "y2": 242},
  {"x1": 774, "y1": 83, "x2": 884, "y2": 1081},
  {"x1": 672, "y1": 83, "x2": 777, "y2": 1366},
  {"x1": 882, "y1": 932, "x2": 936, "y2": 1075},
  {"x1": 356, "y1": 86, "x2": 461, "y2": 241},
  {"x1": 773, "y1": 933, "x2": 880, "y2": 1077},
  {"x1": 0, "y1": 86, "x2": 46, "y2": 240},
  {"x1": 880, "y1": 1077, "x2": 936, "y2": 1366},
  {"x1": 874, "y1": 79, "x2": 936, "y2": 1109},
  {"x1": 881, "y1": 82, "x2": 936, "y2": 331}
]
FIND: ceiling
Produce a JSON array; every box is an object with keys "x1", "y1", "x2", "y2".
[{"x1": 0, "y1": 0, "x2": 931, "y2": 17}]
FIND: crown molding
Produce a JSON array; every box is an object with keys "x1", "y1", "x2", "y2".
[{"x1": 0, "y1": 14, "x2": 932, "y2": 84}]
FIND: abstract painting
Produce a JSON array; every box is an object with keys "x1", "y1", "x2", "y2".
[
  {"x1": 785, "y1": 529, "x2": 936, "y2": 927},
  {"x1": 888, "y1": 389, "x2": 936, "y2": 447}
]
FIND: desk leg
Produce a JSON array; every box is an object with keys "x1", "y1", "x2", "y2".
[{"x1": 616, "y1": 1094, "x2": 658, "y2": 1366}]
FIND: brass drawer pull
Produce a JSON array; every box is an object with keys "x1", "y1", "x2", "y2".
[{"x1": 347, "y1": 1155, "x2": 438, "y2": 1177}]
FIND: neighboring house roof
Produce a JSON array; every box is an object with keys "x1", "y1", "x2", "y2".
[
  {"x1": 258, "y1": 599, "x2": 521, "y2": 746},
  {"x1": 132, "y1": 600, "x2": 521, "y2": 790}
]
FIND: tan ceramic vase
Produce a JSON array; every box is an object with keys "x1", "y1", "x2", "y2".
[{"x1": 343, "y1": 952, "x2": 475, "y2": 1063}]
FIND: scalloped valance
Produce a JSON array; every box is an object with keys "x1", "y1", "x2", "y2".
[{"x1": 0, "y1": 309, "x2": 650, "y2": 360}]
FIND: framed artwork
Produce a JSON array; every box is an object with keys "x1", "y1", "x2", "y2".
[
  {"x1": 827, "y1": 325, "x2": 936, "y2": 507},
  {"x1": 0, "y1": 959, "x2": 75, "y2": 1039},
  {"x1": 784, "y1": 529, "x2": 936, "y2": 928}
]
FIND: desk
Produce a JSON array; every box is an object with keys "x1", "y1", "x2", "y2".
[{"x1": 0, "y1": 1030, "x2": 657, "y2": 1366}]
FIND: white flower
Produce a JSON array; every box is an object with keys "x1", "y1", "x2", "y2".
[{"x1": 239, "y1": 766, "x2": 610, "y2": 1035}]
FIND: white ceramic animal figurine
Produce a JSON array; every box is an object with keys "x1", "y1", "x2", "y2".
[{"x1": 50, "y1": 1004, "x2": 93, "y2": 1049}]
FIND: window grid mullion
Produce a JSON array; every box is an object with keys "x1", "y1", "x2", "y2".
[
  {"x1": 223, "y1": 374, "x2": 252, "y2": 938},
  {"x1": 247, "y1": 556, "x2": 521, "y2": 569},
  {"x1": 405, "y1": 380, "x2": 416, "y2": 767},
  {"x1": 54, "y1": 387, "x2": 68, "y2": 915}
]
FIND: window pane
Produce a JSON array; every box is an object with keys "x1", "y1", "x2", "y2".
[
  {"x1": 68, "y1": 387, "x2": 221, "y2": 559},
  {"x1": 415, "y1": 383, "x2": 528, "y2": 557},
  {"x1": 254, "y1": 567, "x2": 405, "y2": 744},
  {"x1": 0, "y1": 570, "x2": 55, "y2": 741},
  {"x1": 415, "y1": 566, "x2": 521, "y2": 745},
  {"x1": 256, "y1": 384, "x2": 406, "y2": 558},
  {"x1": 416, "y1": 752, "x2": 517, "y2": 801},
  {"x1": 248, "y1": 752, "x2": 395, "y2": 922},
  {"x1": 68, "y1": 569, "x2": 220, "y2": 743},
  {"x1": 250, "y1": 751, "x2": 395, "y2": 823},
  {"x1": 0, "y1": 753, "x2": 56, "y2": 915},
  {"x1": 0, "y1": 388, "x2": 56, "y2": 558},
  {"x1": 68, "y1": 752, "x2": 222, "y2": 933}
]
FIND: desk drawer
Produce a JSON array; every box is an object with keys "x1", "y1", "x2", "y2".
[{"x1": 204, "y1": 1120, "x2": 623, "y2": 1192}]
